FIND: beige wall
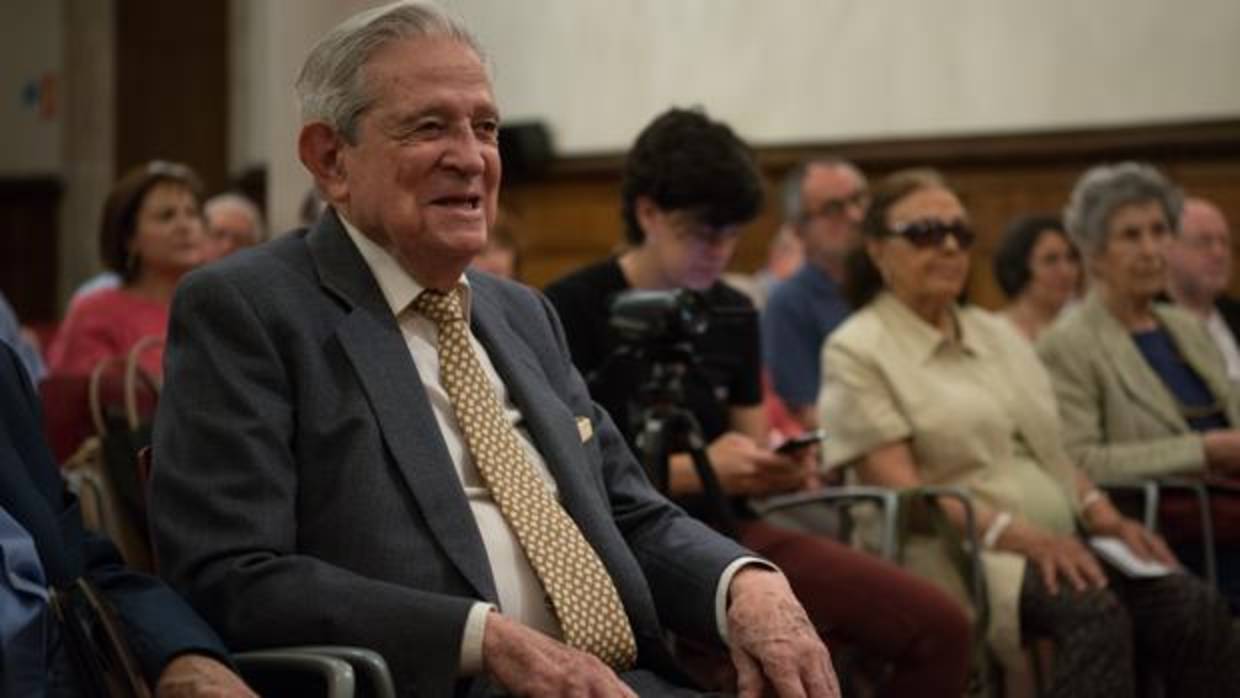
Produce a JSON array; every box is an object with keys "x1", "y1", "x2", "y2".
[
  {"x1": 233, "y1": 0, "x2": 1240, "y2": 232},
  {"x1": 451, "y1": 0, "x2": 1240, "y2": 152},
  {"x1": 59, "y1": 0, "x2": 114, "y2": 303},
  {"x1": 0, "y1": 1, "x2": 62, "y2": 175}
]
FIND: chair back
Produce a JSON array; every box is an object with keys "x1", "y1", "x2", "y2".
[{"x1": 61, "y1": 337, "x2": 163, "y2": 571}]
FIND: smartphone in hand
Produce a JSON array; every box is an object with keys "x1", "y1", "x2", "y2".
[{"x1": 774, "y1": 430, "x2": 824, "y2": 455}]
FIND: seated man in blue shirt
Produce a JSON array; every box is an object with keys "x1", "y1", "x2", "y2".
[
  {"x1": 0, "y1": 339, "x2": 254, "y2": 697},
  {"x1": 762, "y1": 159, "x2": 868, "y2": 429}
]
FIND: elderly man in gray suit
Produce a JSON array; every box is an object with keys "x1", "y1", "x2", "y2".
[{"x1": 148, "y1": 3, "x2": 837, "y2": 697}]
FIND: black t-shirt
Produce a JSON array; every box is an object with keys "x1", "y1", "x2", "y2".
[{"x1": 544, "y1": 257, "x2": 762, "y2": 449}]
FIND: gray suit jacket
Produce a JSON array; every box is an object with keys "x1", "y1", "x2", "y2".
[
  {"x1": 149, "y1": 212, "x2": 749, "y2": 696},
  {"x1": 1037, "y1": 290, "x2": 1240, "y2": 482}
]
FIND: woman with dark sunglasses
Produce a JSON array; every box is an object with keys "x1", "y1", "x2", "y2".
[
  {"x1": 1039, "y1": 162, "x2": 1240, "y2": 612},
  {"x1": 820, "y1": 168, "x2": 1240, "y2": 697}
]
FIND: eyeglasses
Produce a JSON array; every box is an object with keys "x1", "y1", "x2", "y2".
[
  {"x1": 671, "y1": 219, "x2": 744, "y2": 246},
  {"x1": 889, "y1": 219, "x2": 975, "y2": 249},
  {"x1": 1178, "y1": 234, "x2": 1230, "y2": 253},
  {"x1": 804, "y1": 190, "x2": 869, "y2": 221}
]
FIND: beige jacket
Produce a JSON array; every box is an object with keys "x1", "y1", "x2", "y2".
[
  {"x1": 821, "y1": 293, "x2": 1083, "y2": 686},
  {"x1": 1037, "y1": 290, "x2": 1240, "y2": 482}
]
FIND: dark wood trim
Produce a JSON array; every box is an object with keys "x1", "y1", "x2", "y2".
[
  {"x1": 0, "y1": 177, "x2": 64, "y2": 199},
  {"x1": 114, "y1": 0, "x2": 229, "y2": 193},
  {"x1": 536, "y1": 118, "x2": 1240, "y2": 179},
  {"x1": 760, "y1": 118, "x2": 1240, "y2": 170},
  {"x1": 0, "y1": 177, "x2": 63, "y2": 323}
]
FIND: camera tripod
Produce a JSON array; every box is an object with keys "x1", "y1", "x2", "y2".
[{"x1": 628, "y1": 347, "x2": 738, "y2": 538}]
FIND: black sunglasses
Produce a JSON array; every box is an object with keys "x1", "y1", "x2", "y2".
[{"x1": 889, "y1": 219, "x2": 975, "y2": 249}]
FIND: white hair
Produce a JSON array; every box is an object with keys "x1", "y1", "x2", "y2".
[
  {"x1": 295, "y1": 1, "x2": 484, "y2": 142},
  {"x1": 1063, "y1": 162, "x2": 1183, "y2": 259},
  {"x1": 205, "y1": 193, "x2": 266, "y2": 241}
]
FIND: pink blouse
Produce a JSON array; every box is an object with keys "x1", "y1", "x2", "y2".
[{"x1": 48, "y1": 289, "x2": 169, "y2": 377}]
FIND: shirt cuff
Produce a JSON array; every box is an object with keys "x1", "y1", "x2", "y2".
[
  {"x1": 459, "y1": 601, "x2": 497, "y2": 675},
  {"x1": 715, "y1": 556, "x2": 777, "y2": 645}
]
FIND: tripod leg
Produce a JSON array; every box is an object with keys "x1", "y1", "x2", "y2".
[
  {"x1": 638, "y1": 422, "x2": 671, "y2": 494},
  {"x1": 686, "y1": 445, "x2": 738, "y2": 539}
]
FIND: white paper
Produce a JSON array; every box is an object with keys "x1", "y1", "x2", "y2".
[{"x1": 1088, "y1": 536, "x2": 1176, "y2": 579}]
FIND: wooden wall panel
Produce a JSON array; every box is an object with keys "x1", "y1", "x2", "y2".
[
  {"x1": 504, "y1": 119, "x2": 1240, "y2": 311},
  {"x1": 114, "y1": 0, "x2": 229, "y2": 193},
  {"x1": 0, "y1": 178, "x2": 62, "y2": 323}
]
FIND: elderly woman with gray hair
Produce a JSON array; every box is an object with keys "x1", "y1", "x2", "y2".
[{"x1": 1038, "y1": 161, "x2": 1240, "y2": 609}]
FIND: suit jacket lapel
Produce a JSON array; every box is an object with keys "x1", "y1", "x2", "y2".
[
  {"x1": 467, "y1": 283, "x2": 612, "y2": 532},
  {"x1": 1085, "y1": 294, "x2": 1187, "y2": 433},
  {"x1": 468, "y1": 281, "x2": 664, "y2": 640},
  {"x1": 1156, "y1": 304, "x2": 1240, "y2": 425},
  {"x1": 307, "y1": 212, "x2": 496, "y2": 602}
]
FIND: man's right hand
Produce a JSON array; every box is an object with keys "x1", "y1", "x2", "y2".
[
  {"x1": 482, "y1": 612, "x2": 637, "y2": 697},
  {"x1": 708, "y1": 432, "x2": 808, "y2": 497}
]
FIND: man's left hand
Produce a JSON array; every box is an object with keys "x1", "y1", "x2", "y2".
[
  {"x1": 155, "y1": 654, "x2": 257, "y2": 698},
  {"x1": 726, "y1": 567, "x2": 840, "y2": 698}
]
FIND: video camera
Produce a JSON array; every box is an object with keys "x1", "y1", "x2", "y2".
[
  {"x1": 599, "y1": 287, "x2": 739, "y2": 535},
  {"x1": 607, "y1": 288, "x2": 709, "y2": 346}
]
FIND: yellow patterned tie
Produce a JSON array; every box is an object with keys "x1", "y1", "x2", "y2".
[{"x1": 412, "y1": 288, "x2": 637, "y2": 669}]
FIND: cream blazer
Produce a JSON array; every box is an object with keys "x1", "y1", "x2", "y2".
[{"x1": 1037, "y1": 291, "x2": 1240, "y2": 482}]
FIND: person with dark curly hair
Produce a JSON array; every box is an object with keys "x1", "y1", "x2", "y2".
[
  {"x1": 993, "y1": 214, "x2": 1082, "y2": 341},
  {"x1": 547, "y1": 108, "x2": 768, "y2": 450},
  {"x1": 546, "y1": 108, "x2": 972, "y2": 698}
]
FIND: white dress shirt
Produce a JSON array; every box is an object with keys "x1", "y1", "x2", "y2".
[
  {"x1": 1205, "y1": 309, "x2": 1240, "y2": 383},
  {"x1": 341, "y1": 219, "x2": 757, "y2": 676}
]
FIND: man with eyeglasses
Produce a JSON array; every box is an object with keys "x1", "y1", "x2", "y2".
[
  {"x1": 1165, "y1": 197, "x2": 1240, "y2": 382},
  {"x1": 762, "y1": 159, "x2": 868, "y2": 429}
]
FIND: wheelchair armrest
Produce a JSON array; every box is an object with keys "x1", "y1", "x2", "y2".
[
  {"x1": 751, "y1": 486, "x2": 901, "y2": 559},
  {"x1": 234, "y1": 648, "x2": 355, "y2": 698},
  {"x1": 1155, "y1": 477, "x2": 1216, "y2": 586},
  {"x1": 1097, "y1": 478, "x2": 1216, "y2": 587},
  {"x1": 909, "y1": 485, "x2": 987, "y2": 607},
  {"x1": 292, "y1": 646, "x2": 396, "y2": 698},
  {"x1": 1097, "y1": 479, "x2": 1160, "y2": 530}
]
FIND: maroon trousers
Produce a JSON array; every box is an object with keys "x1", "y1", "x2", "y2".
[{"x1": 683, "y1": 519, "x2": 972, "y2": 697}]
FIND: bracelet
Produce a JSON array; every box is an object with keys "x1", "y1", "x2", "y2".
[
  {"x1": 1080, "y1": 488, "x2": 1106, "y2": 511},
  {"x1": 982, "y1": 511, "x2": 1013, "y2": 550}
]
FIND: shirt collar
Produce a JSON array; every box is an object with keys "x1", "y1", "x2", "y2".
[
  {"x1": 798, "y1": 263, "x2": 841, "y2": 292},
  {"x1": 872, "y1": 291, "x2": 984, "y2": 363},
  {"x1": 339, "y1": 214, "x2": 472, "y2": 321}
]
